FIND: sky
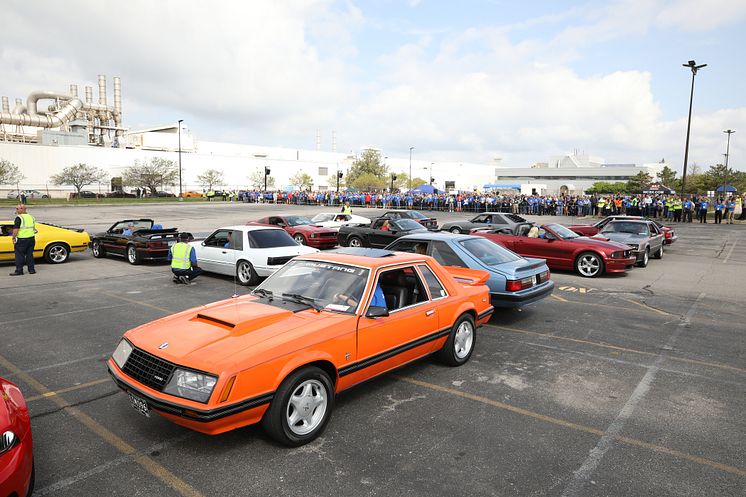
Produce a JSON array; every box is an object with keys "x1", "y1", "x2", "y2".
[{"x1": 2, "y1": 0, "x2": 745, "y2": 172}]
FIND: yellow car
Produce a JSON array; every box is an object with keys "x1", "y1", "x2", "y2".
[{"x1": 0, "y1": 221, "x2": 90, "y2": 264}]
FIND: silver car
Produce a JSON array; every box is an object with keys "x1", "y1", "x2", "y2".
[{"x1": 596, "y1": 220, "x2": 664, "y2": 268}]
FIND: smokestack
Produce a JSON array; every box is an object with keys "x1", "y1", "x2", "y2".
[
  {"x1": 113, "y1": 76, "x2": 122, "y2": 115},
  {"x1": 1, "y1": 97, "x2": 9, "y2": 113},
  {"x1": 97, "y1": 75, "x2": 107, "y2": 105},
  {"x1": 70, "y1": 84, "x2": 78, "y2": 98},
  {"x1": 85, "y1": 86, "x2": 93, "y2": 104}
]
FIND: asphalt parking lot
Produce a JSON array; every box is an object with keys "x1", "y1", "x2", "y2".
[{"x1": 1, "y1": 202, "x2": 744, "y2": 496}]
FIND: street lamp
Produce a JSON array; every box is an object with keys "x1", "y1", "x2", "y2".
[
  {"x1": 177, "y1": 119, "x2": 183, "y2": 197},
  {"x1": 722, "y1": 129, "x2": 735, "y2": 197},
  {"x1": 409, "y1": 147, "x2": 414, "y2": 190},
  {"x1": 681, "y1": 60, "x2": 706, "y2": 197}
]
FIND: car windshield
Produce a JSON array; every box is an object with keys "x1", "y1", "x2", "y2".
[
  {"x1": 601, "y1": 222, "x2": 648, "y2": 235},
  {"x1": 254, "y1": 260, "x2": 370, "y2": 314},
  {"x1": 396, "y1": 219, "x2": 428, "y2": 231},
  {"x1": 311, "y1": 213, "x2": 333, "y2": 223},
  {"x1": 247, "y1": 229, "x2": 298, "y2": 248},
  {"x1": 405, "y1": 211, "x2": 427, "y2": 219},
  {"x1": 113, "y1": 220, "x2": 153, "y2": 231},
  {"x1": 285, "y1": 216, "x2": 313, "y2": 226},
  {"x1": 459, "y1": 238, "x2": 521, "y2": 266},
  {"x1": 545, "y1": 224, "x2": 579, "y2": 239}
]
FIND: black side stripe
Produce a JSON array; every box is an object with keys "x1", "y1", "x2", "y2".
[
  {"x1": 478, "y1": 307, "x2": 494, "y2": 320},
  {"x1": 108, "y1": 366, "x2": 274, "y2": 422},
  {"x1": 338, "y1": 326, "x2": 452, "y2": 377}
]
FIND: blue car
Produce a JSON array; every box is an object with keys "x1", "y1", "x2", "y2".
[{"x1": 385, "y1": 232, "x2": 554, "y2": 308}]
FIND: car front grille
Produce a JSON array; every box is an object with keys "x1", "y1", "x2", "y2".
[
  {"x1": 122, "y1": 348, "x2": 175, "y2": 391},
  {"x1": 319, "y1": 232, "x2": 336, "y2": 238},
  {"x1": 267, "y1": 255, "x2": 294, "y2": 265}
]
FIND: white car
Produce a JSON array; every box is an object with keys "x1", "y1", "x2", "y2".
[
  {"x1": 6, "y1": 189, "x2": 49, "y2": 199},
  {"x1": 190, "y1": 225, "x2": 318, "y2": 285},
  {"x1": 310, "y1": 213, "x2": 371, "y2": 230}
]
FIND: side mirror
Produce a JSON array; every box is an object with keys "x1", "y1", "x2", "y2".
[
  {"x1": 201, "y1": 241, "x2": 206, "y2": 246},
  {"x1": 365, "y1": 306, "x2": 389, "y2": 318}
]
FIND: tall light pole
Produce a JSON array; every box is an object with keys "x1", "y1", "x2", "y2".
[
  {"x1": 429, "y1": 162, "x2": 434, "y2": 186},
  {"x1": 409, "y1": 147, "x2": 414, "y2": 190},
  {"x1": 177, "y1": 119, "x2": 184, "y2": 196},
  {"x1": 681, "y1": 60, "x2": 706, "y2": 198},
  {"x1": 722, "y1": 129, "x2": 735, "y2": 197}
]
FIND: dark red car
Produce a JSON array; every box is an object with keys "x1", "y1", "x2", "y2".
[
  {"x1": 568, "y1": 215, "x2": 677, "y2": 245},
  {"x1": 471, "y1": 223, "x2": 636, "y2": 278},
  {"x1": 251, "y1": 215, "x2": 338, "y2": 248},
  {"x1": 0, "y1": 376, "x2": 34, "y2": 497},
  {"x1": 382, "y1": 210, "x2": 439, "y2": 230}
]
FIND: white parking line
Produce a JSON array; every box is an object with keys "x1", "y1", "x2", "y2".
[
  {"x1": 722, "y1": 241, "x2": 738, "y2": 263},
  {"x1": 2, "y1": 303, "x2": 130, "y2": 325}
]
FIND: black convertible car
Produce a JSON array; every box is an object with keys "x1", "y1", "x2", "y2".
[
  {"x1": 337, "y1": 217, "x2": 427, "y2": 248},
  {"x1": 441, "y1": 212, "x2": 528, "y2": 234},
  {"x1": 90, "y1": 219, "x2": 191, "y2": 264}
]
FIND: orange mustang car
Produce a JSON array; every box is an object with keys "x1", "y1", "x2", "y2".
[{"x1": 108, "y1": 248, "x2": 493, "y2": 446}]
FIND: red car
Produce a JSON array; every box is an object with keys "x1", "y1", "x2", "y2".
[
  {"x1": 251, "y1": 215, "x2": 339, "y2": 248},
  {"x1": 471, "y1": 223, "x2": 636, "y2": 278},
  {"x1": 0, "y1": 376, "x2": 34, "y2": 497},
  {"x1": 568, "y1": 215, "x2": 677, "y2": 245}
]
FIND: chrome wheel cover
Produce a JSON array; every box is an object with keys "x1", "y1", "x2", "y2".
[
  {"x1": 642, "y1": 250, "x2": 649, "y2": 265},
  {"x1": 92, "y1": 241, "x2": 101, "y2": 256},
  {"x1": 450, "y1": 227, "x2": 462, "y2": 234},
  {"x1": 49, "y1": 245, "x2": 68, "y2": 263},
  {"x1": 454, "y1": 320, "x2": 474, "y2": 359},
  {"x1": 127, "y1": 246, "x2": 136, "y2": 263},
  {"x1": 577, "y1": 254, "x2": 600, "y2": 277},
  {"x1": 349, "y1": 237, "x2": 362, "y2": 247},
  {"x1": 286, "y1": 379, "x2": 328, "y2": 436},
  {"x1": 237, "y1": 262, "x2": 251, "y2": 283},
  {"x1": 293, "y1": 234, "x2": 306, "y2": 245}
]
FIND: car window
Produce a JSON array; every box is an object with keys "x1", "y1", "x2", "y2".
[
  {"x1": 372, "y1": 219, "x2": 387, "y2": 229},
  {"x1": 431, "y1": 241, "x2": 468, "y2": 268},
  {"x1": 459, "y1": 238, "x2": 521, "y2": 265},
  {"x1": 268, "y1": 217, "x2": 285, "y2": 226},
  {"x1": 204, "y1": 229, "x2": 232, "y2": 247},
  {"x1": 395, "y1": 219, "x2": 425, "y2": 231},
  {"x1": 247, "y1": 229, "x2": 297, "y2": 248},
  {"x1": 418, "y1": 264, "x2": 448, "y2": 299},
  {"x1": 227, "y1": 230, "x2": 244, "y2": 250},
  {"x1": 387, "y1": 239, "x2": 429, "y2": 255},
  {"x1": 375, "y1": 266, "x2": 429, "y2": 311},
  {"x1": 112, "y1": 220, "x2": 153, "y2": 232},
  {"x1": 473, "y1": 215, "x2": 487, "y2": 223},
  {"x1": 286, "y1": 216, "x2": 312, "y2": 226},
  {"x1": 311, "y1": 213, "x2": 332, "y2": 222},
  {"x1": 386, "y1": 212, "x2": 402, "y2": 219}
]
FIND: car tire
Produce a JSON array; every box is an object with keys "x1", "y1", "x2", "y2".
[
  {"x1": 438, "y1": 314, "x2": 476, "y2": 366},
  {"x1": 236, "y1": 260, "x2": 259, "y2": 286},
  {"x1": 44, "y1": 243, "x2": 70, "y2": 264},
  {"x1": 348, "y1": 236, "x2": 363, "y2": 248},
  {"x1": 637, "y1": 248, "x2": 649, "y2": 268},
  {"x1": 25, "y1": 461, "x2": 35, "y2": 497},
  {"x1": 126, "y1": 245, "x2": 141, "y2": 265},
  {"x1": 91, "y1": 239, "x2": 106, "y2": 258},
  {"x1": 262, "y1": 366, "x2": 334, "y2": 447},
  {"x1": 449, "y1": 226, "x2": 462, "y2": 234},
  {"x1": 293, "y1": 233, "x2": 306, "y2": 245},
  {"x1": 653, "y1": 245, "x2": 663, "y2": 259},
  {"x1": 575, "y1": 252, "x2": 604, "y2": 278}
]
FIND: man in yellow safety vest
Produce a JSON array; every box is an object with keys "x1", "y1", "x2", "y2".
[
  {"x1": 10, "y1": 204, "x2": 37, "y2": 276},
  {"x1": 168, "y1": 232, "x2": 203, "y2": 284}
]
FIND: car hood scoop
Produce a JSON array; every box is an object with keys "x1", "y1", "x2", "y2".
[{"x1": 192, "y1": 301, "x2": 293, "y2": 331}]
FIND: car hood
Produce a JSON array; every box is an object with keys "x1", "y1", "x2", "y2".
[
  {"x1": 292, "y1": 225, "x2": 336, "y2": 234},
  {"x1": 595, "y1": 233, "x2": 646, "y2": 243},
  {"x1": 124, "y1": 297, "x2": 353, "y2": 373},
  {"x1": 572, "y1": 236, "x2": 631, "y2": 250},
  {"x1": 0, "y1": 378, "x2": 30, "y2": 438}
]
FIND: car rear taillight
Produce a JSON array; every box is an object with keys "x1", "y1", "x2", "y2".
[
  {"x1": 665, "y1": 231, "x2": 672, "y2": 239},
  {"x1": 506, "y1": 276, "x2": 534, "y2": 292},
  {"x1": 146, "y1": 241, "x2": 167, "y2": 249},
  {"x1": 538, "y1": 270, "x2": 550, "y2": 283}
]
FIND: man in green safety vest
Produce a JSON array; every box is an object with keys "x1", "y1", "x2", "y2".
[
  {"x1": 168, "y1": 232, "x2": 203, "y2": 284},
  {"x1": 341, "y1": 201, "x2": 352, "y2": 215},
  {"x1": 10, "y1": 204, "x2": 37, "y2": 276}
]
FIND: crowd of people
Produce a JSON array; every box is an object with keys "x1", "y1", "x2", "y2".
[{"x1": 231, "y1": 189, "x2": 744, "y2": 222}]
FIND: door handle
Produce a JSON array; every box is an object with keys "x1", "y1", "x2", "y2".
[
  {"x1": 221, "y1": 251, "x2": 227, "y2": 254},
  {"x1": 425, "y1": 310, "x2": 435, "y2": 316}
]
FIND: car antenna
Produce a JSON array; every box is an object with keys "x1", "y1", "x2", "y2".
[{"x1": 232, "y1": 230, "x2": 239, "y2": 299}]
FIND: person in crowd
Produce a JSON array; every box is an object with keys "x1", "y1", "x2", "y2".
[{"x1": 9, "y1": 204, "x2": 36, "y2": 276}]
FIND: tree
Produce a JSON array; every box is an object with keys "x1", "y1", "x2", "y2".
[
  {"x1": 585, "y1": 181, "x2": 628, "y2": 194},
  {"x1": 351, "y1": 172, "x2": 386, "y2": 192},
  {"x1": 122, "y1": 157, "x2": 178, "y2": 196},
  {"x1": 626, "y1": 171, "x2": 653, "y2": 194},
  {"x1": 289, "y1": 172, "x2": 314, "y2": 191},
  {"x1": 196, "y1": 169, "x2": 224, "y2": 191},
  {"x1": 50, "y1": 163, "x2": 108, "y2": 195},
  {"x1": 345, "y1": 150, "x2": 388, "y2": 189},
  {"x1": 0, "y1": 159, "x2": 24, "y2": 185},
  {"x1": 248, "y1": 170, "x2": 275, "y2": 190},
  {"x1": 391, "y1": 172, "x2": 426, "y2": 190},
  {"x1": 657, "y1": 165, "x2": 677, "y2": 188}
]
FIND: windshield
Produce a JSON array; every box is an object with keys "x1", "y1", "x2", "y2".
[
  {"x1": 459, "y1": 238, "x2": 521, "y2": 266},
  {"x1": 396, "y1": 219, "x2": 428, "y2": 231},
  {"x1": 247, "y1": 229, "x2": 298, "y2": 248},
  {"x1": 112, "y1": 220, "x2": 153, "y2": 232},
  {"x1": 601, "y1": 222, "x2": 649, "y2": 236},
  {"x1": 545, "y1": 224, "x2": 578, "y2": 239},
  {"x1": 286, "y1": 216, "x2": 313, "y2": 226},
  {"x1": 406, "y1": 211, "x2": 427, "y2": 219},
  {"x1": 311, "y1": 213, "x2": 333, "y2": 222},
  {"x1": 254, "y1": 260, "x2": 370, "y2": 314}
]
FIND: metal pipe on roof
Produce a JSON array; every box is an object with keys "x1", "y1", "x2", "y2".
[
  {"x1": 27, "y1": 91, "x2": 71, "y2": 117},
  {"x1": 0, "y1": 98, "x2": 83, "y2": 127}
]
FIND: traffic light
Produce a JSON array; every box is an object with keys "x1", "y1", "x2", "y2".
[
  {"x1": 265, "y1": 167, "x2": 271, "y2": 176},
  {"x1": 430, "y1": 177, "x2": 435, "y2": 183},
  {"x1": 337, "y1": 171, "x2": 343, "y2": 179},
  {"x1": 392, "y1": 174, "x2": 397, "y2": 181}
]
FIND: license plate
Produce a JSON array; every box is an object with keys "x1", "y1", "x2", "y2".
[
  {"x1": 128, "y1": 393, "x2": 150, "y2": 417},
  {"x1": 168, "y1": 240, "x2": 175, "y2": 246},
  {"x1": 533, "y1": 275, "x2": 538, "y2": 285}
]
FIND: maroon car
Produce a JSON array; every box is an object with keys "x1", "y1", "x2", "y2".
[
  {"x1": 251, "y1": 215, "x2": 338, "y2": 248},
  {"x1": 568, "y1": 215, "x2": 677, "y2": 245},
  {"x1": 471, "y1": 223, "x2": 636, "y2": 278},
  {"x1": 1, "y1": 376, "x2": 34, "y2": 497}
]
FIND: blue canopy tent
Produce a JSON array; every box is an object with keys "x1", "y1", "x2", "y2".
[
  {"x1": 411, "y1": 184, "x2": 442, "y2": 194},
  {"x1": 716, "y1": 185, "x2": 737, "y2": 193}
]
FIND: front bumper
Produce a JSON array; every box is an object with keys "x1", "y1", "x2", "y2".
[
  {"x1": 306, "y1": 237, "x2": 338, "y2": 248},
  {"x1": 491, "y1": 280, "x2": 555, "y2": 308},
  {"x1": 0, "y1": 427, "x2": 33, "y2": 497},
  {"x1": 604, "y1": 256, "x2": 637, "y2": 273},
  {"x1": 108, "y1": 361, "x2": 273, "y2": 435}
]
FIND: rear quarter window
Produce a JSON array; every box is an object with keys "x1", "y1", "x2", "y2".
[{"x1": 247, "y1": 229, "x2": 297, "y2": 248}]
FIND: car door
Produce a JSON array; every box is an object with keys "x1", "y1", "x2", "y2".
[
  {"x1": 648, "y1": 223, "x2": 664, "y2": 253},
  {"x1": 351, "y1": 265, "x2": 440, "y2": 384},
  {"x1": 367, "y1": 219, "x2": 392, "y2": 247},
  {"x1": 0, "y1": 223, "x2": 14, "y2": 261},
  {"x1": 198, "y1": 229, "x2": 233, "y2": 274}
]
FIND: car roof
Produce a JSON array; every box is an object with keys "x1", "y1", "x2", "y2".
[
  {"x1": 296, "y1": 249, "x2": 429, "y2": 269},
  {"x1": 395, "y1": 232, "x2": 476, "y2": 242},
  {"x1": 222, "y1": 225, "x2": 284, "y2": 232}
]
